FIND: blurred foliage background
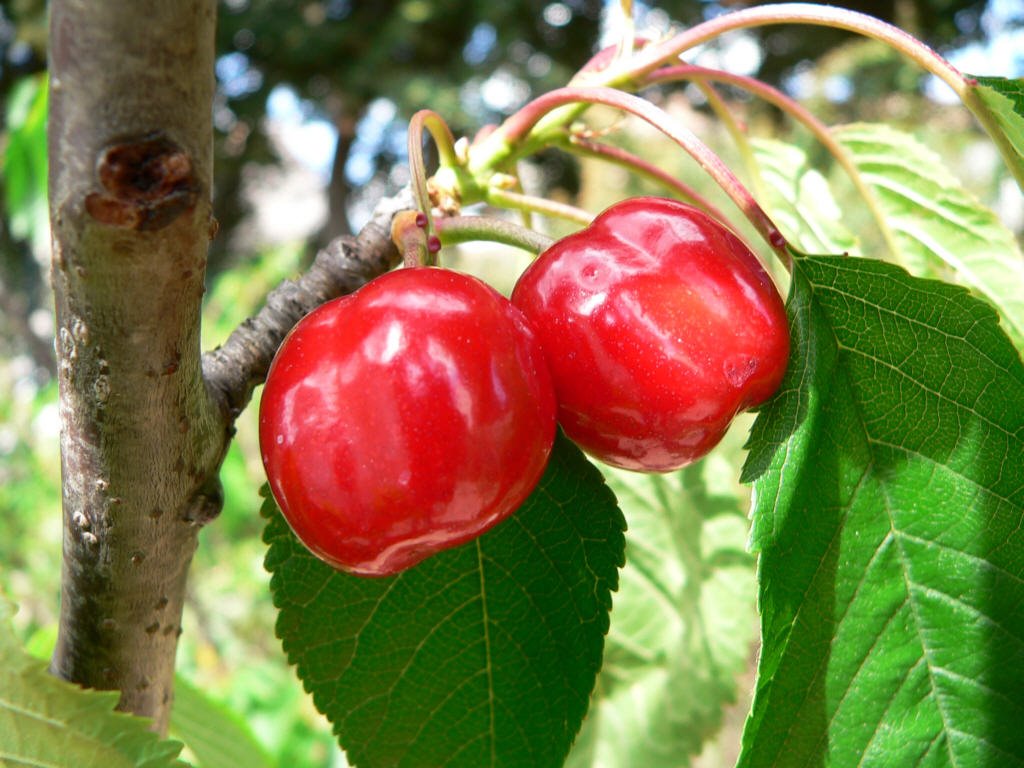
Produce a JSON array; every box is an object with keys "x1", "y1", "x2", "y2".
[{"x1": 1, "y1": 0, "x2": 1021, "y2": 764}]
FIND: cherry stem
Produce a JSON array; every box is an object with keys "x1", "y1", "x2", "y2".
[
  {"x1": 587, "y1": 5, "x2": 1023, "y2": 192},
  {"x1": 486, "y1": 86, "x2": 790, "y2": 266},
  {"x1": 625, "y1": 3, "x2": 966, "y2": 99},
  {"x1": 391, "y1": 209, "x2": 433, "y2": 268},
  {"x1": 562, "y1": 135, "x2": 731, "y2": 224},
  {"x1": 647, "y1": 64, "x2": 901, "y2": 259},
  {"x1": 486, "y1": 187, "x2": 593, "y2": 225},
  {"x1": 435, "y1": 215, "x2": 555, "y2": 255},
  {"x1": 567, "y1": 130, "x2": 764, "y2": 257},
  {"x1": 407, "y1": 110, "x2": 459, "y2": 239}
]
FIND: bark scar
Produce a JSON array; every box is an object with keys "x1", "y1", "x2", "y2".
[{"x1": 84, "y1": 133, "x2": 199, "y2": 230}]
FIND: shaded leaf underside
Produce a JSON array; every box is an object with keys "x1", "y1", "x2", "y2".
[
  {"x1": 835, "y1": 122, "x2": 1024, "y2": 347},
  {"x1": 567, "y1": 457, "x2": 758, "y2": 768}
]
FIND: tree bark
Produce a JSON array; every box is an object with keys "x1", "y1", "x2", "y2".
[
  {"x1": 47, "y1": 0, "x2": 409, "y2": 734},
  {"x1": 47, "y1": 0, "x2": 220, "y2": 734}
]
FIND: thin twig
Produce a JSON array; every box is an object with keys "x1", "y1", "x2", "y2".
[{"x1": 202, "y1": 187, "x2": 414, "y2": 421}]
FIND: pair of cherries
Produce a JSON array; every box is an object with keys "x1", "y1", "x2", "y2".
[{"x1": 259, "y1": 198, "x2": 790, "y2": 576}]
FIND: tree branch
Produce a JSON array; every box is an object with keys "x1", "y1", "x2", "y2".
[
  {"x1": 48, "y1": 0, "x2": 220, "y2": 734},
  {"x1": 47, "y1": 0, "x2": 412, "y2": 736},
  {"x1": 202, "y1": 187, "x2": 412, "y2": 421}
]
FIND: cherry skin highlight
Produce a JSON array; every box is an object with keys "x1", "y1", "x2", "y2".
[
  {"x1": 511, "y1": 197, "x2": 789, "y2": 472},
  {"x1": 259, "y1": 267, "x2": 557, "y2": 576}
]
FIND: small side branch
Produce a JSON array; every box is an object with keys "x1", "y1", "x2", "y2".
[{"x1": 202, "y1": 187, "x2": 414, "y2": 421}]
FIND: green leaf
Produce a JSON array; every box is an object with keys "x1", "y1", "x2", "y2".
[
  {"x1": 169, "y1": 675, "x2": 273, "y2": 768},
  {"x1": 0, "y1": 597, "x2": 187, "y2": 768},
  {"x1": 740, "y1": 254, "x2": 1024, "y2": 766},
  {"x1": 566, "y1": 450, "x2": 757, "y2": 768},
  {"x1": 751, "y1": 137, "x2": 858, "y2": 256},
  {"x1": 263, "y1": 432, "x2": 625, "y2": 768},
  {"x1": 836, "y1": 122, "x2": 1024, "y2": 346},
  {"x1": 967, "y1": 75, "x2": 1024, "y2": 189}
]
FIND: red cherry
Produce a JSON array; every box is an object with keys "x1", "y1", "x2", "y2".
[
  {"x1": 259, "y1": 267, "x2": 557, "y2": 576},
  {"x1": 511, "y1": 197, "x2": 789, "y2": 472}
]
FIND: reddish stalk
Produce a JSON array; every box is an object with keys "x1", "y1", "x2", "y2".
[
  {"x1": 646, "y1": 65, "x2": 899, "y2": 258},
  {"x1": 407, "y1": 110, "x2": 459, "y2": 244},
  {"x1": 581, "y1": 4, "x2": 1021, "y2": 192},
  {"x1": 625, "y1": 3, "x2": 965, "y2": 97},
  {"x1": 564, "y1": 135, "x2": 731, "y2": 223},
  {"x1": 479, "y1": 86, "x2": 789, "y2": 265}
]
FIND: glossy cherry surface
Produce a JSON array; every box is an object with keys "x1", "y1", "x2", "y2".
[
  {"x1": 259, "y1": 267, "x2": 557, "y2": 576},
  {"x1": 511, "y1": 197, "x2": 789, "y2": 472}
]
